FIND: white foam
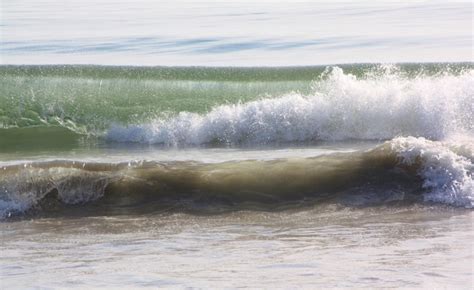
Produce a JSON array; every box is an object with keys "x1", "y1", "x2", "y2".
[
  {"x1": 107, "y1": 67, "x2": 474, "y2": 145},
  {"x1": 391, "y1": 136, "x2": 473, "y2": 208}
]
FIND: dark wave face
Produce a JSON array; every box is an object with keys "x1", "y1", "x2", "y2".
[{"x1": 1, "y1": 137, "x2": 472, "y2": 219}]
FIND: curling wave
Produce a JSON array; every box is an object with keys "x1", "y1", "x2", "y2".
[
  {"x1": 1, "y1": 137, "x2": 472, "y2": 218},
  {"x1": 107, "y1": 67, "x2": 474, "y2": 145}
]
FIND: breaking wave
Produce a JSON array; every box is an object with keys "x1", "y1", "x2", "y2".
[
  {"x1": 1, "y1": 137, "x2": 472, "y2": 219},
  {"x1": 107, "y1": 67, "x2": 474, "y2": 145}
]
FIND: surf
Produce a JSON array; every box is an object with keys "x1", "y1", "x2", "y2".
[
  {"x1": 1, "y1": 137, "x2": 472, "y2": 219},
  {"x1": 1, "y1": 64, "x2": 472, "y2": 137},
  {"x1": 1, "y1": 64, "x2": 473, "y2": 218}
]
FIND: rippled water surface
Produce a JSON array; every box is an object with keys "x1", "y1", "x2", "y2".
[{"x1": 1, "y1": 207, "x2": 473, "y2": 288}]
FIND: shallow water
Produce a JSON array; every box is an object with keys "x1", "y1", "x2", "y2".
[{"x1": 1, "y1": 206, "x2": 472, "y2": 288}]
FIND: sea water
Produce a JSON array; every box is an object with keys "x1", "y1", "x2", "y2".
[{"x1": 1, "y1": 1, "x2": 473, "y2": 289}]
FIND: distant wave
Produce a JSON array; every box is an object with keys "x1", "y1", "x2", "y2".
[
  {"x1": 1, "y1": 64, "x2": 472, "y2": 142},
  {"x1": 107, "y1": 67, "x2": 474, "y2": 145},
  {"x1": 1, "y1": 136, "x2": 472, "y2": 218}
]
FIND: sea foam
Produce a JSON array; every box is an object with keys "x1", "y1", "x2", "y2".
[{"x1": 390, "y1": 136, "x2": 473, "y2": 208}]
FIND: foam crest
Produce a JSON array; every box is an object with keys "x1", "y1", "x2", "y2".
[
  {"x1": 390, "y1": 136, "x2": 473, "y2": 208},
  {"x1": 107, "y1": 67, "x2": 474, "y2": 145}
]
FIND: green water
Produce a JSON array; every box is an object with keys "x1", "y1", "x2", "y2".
[
  {"x1": 0, "y1": 63, "x2": 472, "y2": 153},
  {"x1": 1, "y1": 63, "x2": 470, "y2": 131}
]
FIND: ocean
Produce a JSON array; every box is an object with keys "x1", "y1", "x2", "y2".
[{"x1": 1, "y1": 1, "x2": 473, "y2": 289}]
